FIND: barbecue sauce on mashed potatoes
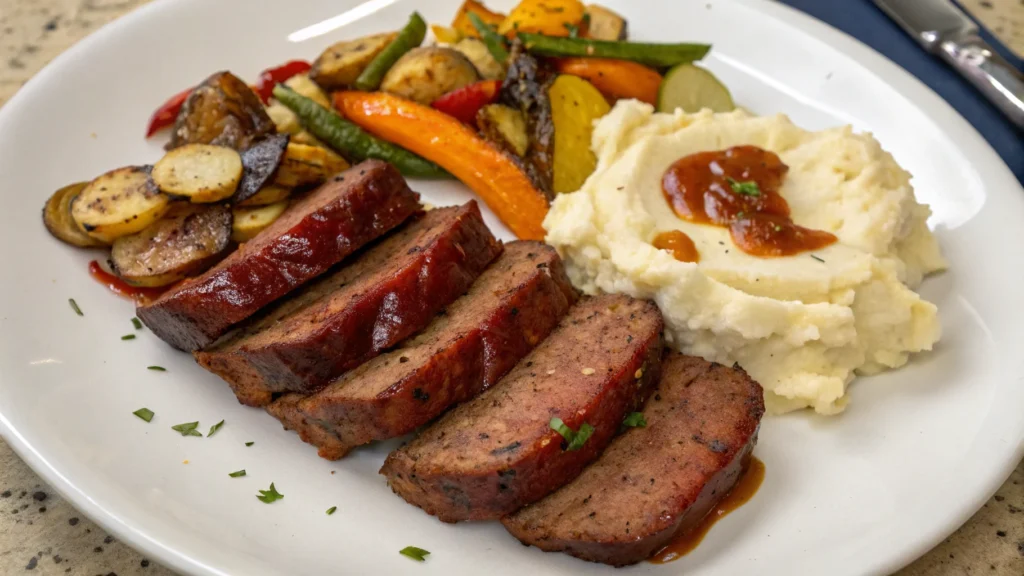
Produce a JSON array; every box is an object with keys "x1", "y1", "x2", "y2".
[{"x1": 543, "y1": 101, "x2": 945, "y2": 415}]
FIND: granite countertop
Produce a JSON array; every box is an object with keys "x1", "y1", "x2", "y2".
[{"x1": 1, "y1": 0, "x2": 1022, "y2": 574}]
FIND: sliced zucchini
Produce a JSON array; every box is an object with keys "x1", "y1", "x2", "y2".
[
  {"x1": 152, "y1": 143, "x2": 243, "y2": 203},
  {"x1": 585, "y1": 4, "x2": 628, "y2": 41},
  {"x1": 71, "y1": 166, "x2": 170, "y2": 243},
  {"x1": 309, "y1": 32, "x2": 399, "y2": 91},
  {"x1": 657, "y1": 64, "x2": 734, "y2": 114},
  {"x1": 454, "y1": 38, "x2": 505, "y2": 81},
  {"x1": 231, "y1": 201, "x2": 289, "y2": 242},
  {"x1": 111, "y1": 203, "x2": 232, "y2": 287},
  {"x1": 237, "y1": 184, "x2": 291, "y2": 207},
  {"x1": 42, "y1": 182, "x2": 106, "y2": 248},
  {"x1": 476, "y1": 104, "x2": 528, "y2": 157},
  {"x1": 379, "y1": 46, "x2": 480, "y2": 105},
  {"x1": 274, "y1": 142, "x2": 350, "y2": 188},
  {"x1": 235, "y1": 133, "x2": 290, "y2": 204}
]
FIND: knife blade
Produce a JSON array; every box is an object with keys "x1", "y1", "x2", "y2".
[{"x1": 874, "y1": 0, "x2": 1024, "y2": 129}]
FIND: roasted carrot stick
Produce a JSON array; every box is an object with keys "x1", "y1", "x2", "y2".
[
  {"x1": 334, "y1": 91, "x2": 549, "y2": 240},
  {"x1": 554, "y1": 57, "x2": 662, "y2": 105}
]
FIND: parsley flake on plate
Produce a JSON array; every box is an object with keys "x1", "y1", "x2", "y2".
[
  {"x1": 171, "y1": 421, "x2": 202, "y2": 437},
  {"x1": 121, "y1": 334, "x2": 136, "y2": 341},
  {"x1": 207, "y1": 420, "x2": 225, "y2": 437},
  {"x1": 257, "y1": 483, "x2": 283, "y2": 503},
  {"x1": 132, "y1": 408, "x2": 154, "y2": 422},
  {"x1": 245, "y1": 441, "x2": 254, "y2": 447},
  {"x1": 399, "y1": 546, "x2": 430, "y2": 562},
  {"x1": 131, "y1": 317, "x2": 143, "y2": 330},
  {"x1": 326, "y1": 506, "x2": 337, "y2": 515},
  {"x1": 228, "y1": 470, "x2": 246, "y2": 478},
  {"x1": 68, "y1": 298, "x2": 83, "y2": 316},
  {"x1": 147, "y1": 366, "x2": 166, "y2": 371}
]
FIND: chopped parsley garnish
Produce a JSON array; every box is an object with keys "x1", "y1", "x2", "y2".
[
  {"x1": 228, "y1": 470, "x2": 246, "y2": 478},
  {"x1": 121, "y1": 334, "x2": 136, "y2": 341},
  {"x1": 326, "y1": 506, "x2": 337, "y2": 515},
  {"x1": 207, "y1": 420, "x2": 225, "y2": 437},
  {"x1": 171, "y1": 421, "x2": 202, "y2": 437},
  {"x1": 68, "y1": 298, "x2": 83, "y2": 316},
  {"x1": 133, "y1": 408, "x2": 154, "y2": 423},
  {"x1": 256, "y1": 482, "x2": 284, "y2": 504},
  {"x1": 549, "y1": 417, "x2": 595, "y2": 451},
  {"x1": 727, "y1": 177, "x2": 761, "y2": 196},
  {"x1": 147, "y1": 366, "x2": 166, "y2": 371},
  {"x1": 245, "y1": 441, "x2": 254, "y2": 447},
  {"x1": 399, "y1": 546, "x2": 430, "y2": 562},
  {"x1": 810, "y1": 254, "x2": 826, "y2": 263},
  {"x1": 131, "y1": 317, "x2": 143, "y2": 330},
  {"x1": 563, "y1": 13, "x2": 590, "y2": 37},
  {"x1": 623, "y1": 412, "x2": 647, "y2": 428}
]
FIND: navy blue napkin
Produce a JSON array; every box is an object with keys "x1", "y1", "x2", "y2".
[{"x1": 780, "y1": 0, "x2": 1024, "y2": 184}]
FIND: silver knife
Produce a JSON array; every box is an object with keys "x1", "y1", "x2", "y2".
[{"x1": 874, "y1": 0, "x2": 1024, "y2": 129}]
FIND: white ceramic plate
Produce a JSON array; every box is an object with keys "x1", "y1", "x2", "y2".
[{"x1": 0, "y1": 0, "x2": 1021, "y2": 574}]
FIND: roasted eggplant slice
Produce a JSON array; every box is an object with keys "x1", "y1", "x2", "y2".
[
  {"x1": 309, "y1": 32, "x2": 398, "y2": 91},
  {"x1": 500, "y1": 42, "x2": 556, "y2": 198},
  {"x1": 168, "y1": 71, "x2": 275, "y2": 151},
  {"x1": 152, "y1": 143, "x2": 243, "y2": 203},
  {"x1": 231, "y1": 200, "x2": 289, "y2": 242},
  {"x1": 237, "y1": 184, "x2": 291, "y2": 207},
  {"x1": 454, "y1": 38, "x2": 506, "y2": 81},
  {"x1": 274, "y1": 142, "x2": 350, "y2": 188},
  {"x1": 71, "y1": 166, "x2": 170, "y2": 243},
  {"x1": 234, "y1": 133, "x2": 290, "y2": 204},
  {"x1": 476, "y1": 104, "x2": 528, "y2": 157},
  {"x1": 585, "y1": 4, "x2": 628, "y2": 40},
  {"x1": 42, "y1": 182, "x2": 107, "y2": 248},
  {"x1": 380, "y1": 46, "x2": 480, "y2": 105},
  {"x1": 110, "y1": 203, "x2": 232, "y2": 287}
]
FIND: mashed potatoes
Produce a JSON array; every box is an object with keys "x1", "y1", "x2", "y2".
[{"x1": 543, "y1": 101, "x2": 946, "y2": 415}]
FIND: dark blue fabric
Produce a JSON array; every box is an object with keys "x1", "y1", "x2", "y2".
[{"x1": 780, "y1": 0, "x2": 1023, "y2": 184}]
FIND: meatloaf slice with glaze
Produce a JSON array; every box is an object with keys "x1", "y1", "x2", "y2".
[
  {"x1": 267, "y1": 241, "x2": 578, "y2": 459},
  {"x1": 502, "y1": 353, "x2": 766, "y2": 566},
  {"x1": 137, "y1": 160, "x2": 420, "y2": 351},
  {"x1": 196, "y1": 202, "x2": 501, "y2": 407},
  {"x1": 380, "y1": 294, "x2": 664, "y2": 522}
]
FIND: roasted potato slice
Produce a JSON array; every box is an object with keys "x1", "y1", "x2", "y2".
[
  {"x1": 380, "y1": 46, "x2": 480, "y2": 105},
  {"x1": 476, "y1": 104, "x2": 528, "y2": 157},
  {"x1": 454, "y1": 38, "x2": 506, "y2": 80},
  {"x1": 152, "y1": 143, "x2": 243, "y2": 203},
  {"x1": 42, "y1": 182, "x2": 106, "y2": 248},
  {"x1": 585, "y1": 4, "x2": 627, "y2": 40},
  {"x1": 283, "y1": 74, "x2": 332, "y2": 109},
  {"x1": 237, "y1": 184, "x2": 291, "y2": 207},
  {"x1": 266, "y1": 102, "x2": 301, "y2": 134},
  {"x1": 235, "y1": 134, "x2": 290, "y2": 204},
  {"x1": 168, "y1": 71, "x2": 275, "y2": 151},
  {"x1": 274, "y1": 142, "x2": 350, "y2": 188},
  {"x1": 231, "y1": 200, "x2": 289, "y2": 243},
  {"x1": 71, "y1": 166, "x2": 170, "y2": 243},
  {"x1": 111, "y1": 203, "x2": 232, "y2": 287},
  {"x1": 309, "y1": 32, "x2": 398, "y2": 91}
]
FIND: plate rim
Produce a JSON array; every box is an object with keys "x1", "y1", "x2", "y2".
[{"x1": 0, "y1": 0, "x2": 1021, "y2": 575}]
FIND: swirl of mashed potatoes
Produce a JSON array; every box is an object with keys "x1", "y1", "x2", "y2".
[{"x1": 543, "y1": 101, "x2": 946, "y2": 415}]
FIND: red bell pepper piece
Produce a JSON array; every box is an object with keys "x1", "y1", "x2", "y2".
[
  {"x1": 145, "y1": 87, "x2": 192, "y2": 138},
  {"x1": 253, "y1": 60, "x2": 312, "y2": 104},
  {"x1": 430, "y1": 80, "x2": 503, "y2": 125}
]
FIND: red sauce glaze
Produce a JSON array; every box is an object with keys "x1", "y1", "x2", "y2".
[
  {"x1": 649, "y1": 456, "x2": 766, "y2": 564},
  {"x1": 661, "y1": 145, "x2": 836, "y2": 256},
  {"x1": 88, "y1": 261, "x2": 167, "y2": 303},
  {"x1": 652, "y1": 230, "x2": 700, "y2": 263}
]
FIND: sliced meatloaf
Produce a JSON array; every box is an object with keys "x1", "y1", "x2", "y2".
[
  {"x1": 267, "y1": 241, "x2": 578, "y2": 459},
  {"x1": 502, "y1": 353, "x2": 766, "y2": 566},
  {"x1": 137, "y1": 160, "x2": 420, "y2": 351},
  {"x1": 196, "y1": 202, "x2": 501, "y2": 407},
  {"x1": 380, "y1": 294, "x2": 664, "y2": 522}
]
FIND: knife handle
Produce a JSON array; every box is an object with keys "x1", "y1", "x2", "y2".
[{"x1": 938, "y1": 33, "x2": 1024, "y2": 130}]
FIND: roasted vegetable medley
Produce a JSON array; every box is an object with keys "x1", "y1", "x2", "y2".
[{"x1": 43, "y1": 0, "x2": 733, "y2": 290}]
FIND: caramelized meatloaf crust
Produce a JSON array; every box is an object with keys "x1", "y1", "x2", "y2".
[
  {"x1": 380, "y1": 294, "x2": 664, "y2": 522},
  {"x1": 267, "y1": 241, "x2": 578, "y2": 459},
  {"x1": 502, "y1": 353, "x2": 766, "y2": 566},
  {"x1": 196, "y1": 202, "x2": 501, "y2": 406},
  {"x1": 137, "y1": 160, "x2": 420, "y2": 351}
]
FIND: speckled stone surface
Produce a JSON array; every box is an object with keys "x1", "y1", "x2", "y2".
[{"x1": 0, "y1": 0, "x2": 1022, "y2": 574}]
